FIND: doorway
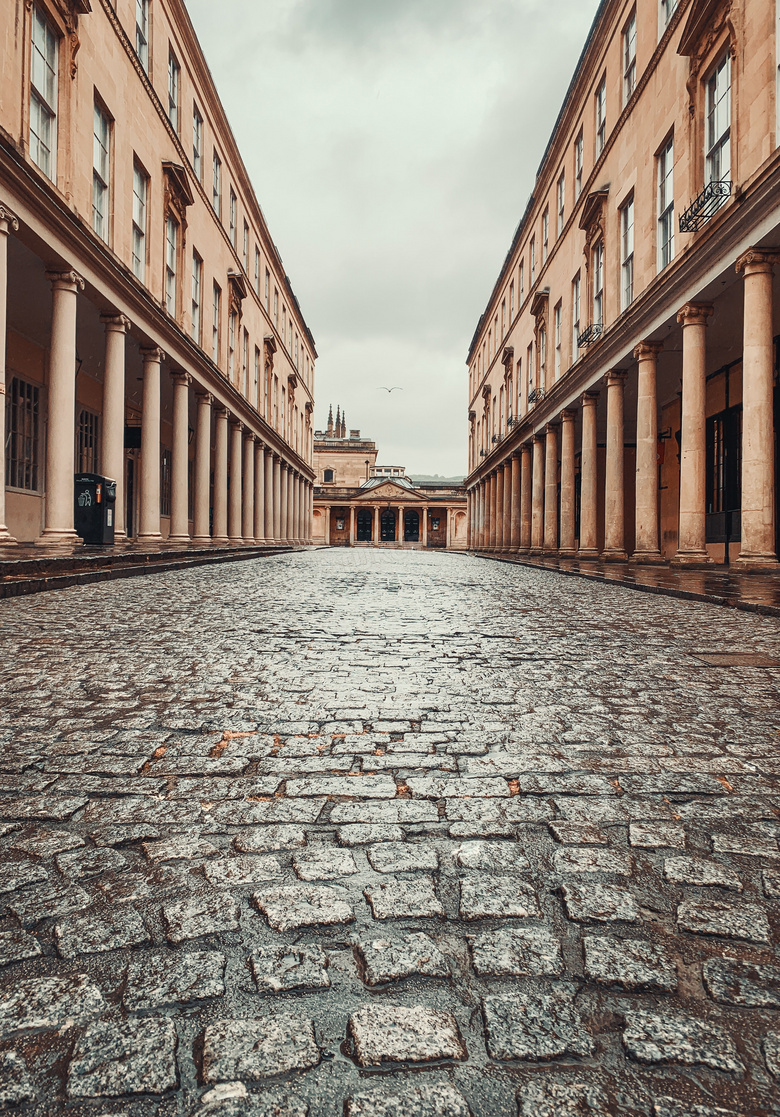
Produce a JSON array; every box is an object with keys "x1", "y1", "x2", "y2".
[
  {"x1": 404, "y1": 510, "x2": 420, "y2": 542},
  {"x1": 126, "y1": 457, "x2": 135, "y2": 538},
  {"x1": 356, "y1": 509, "x2": 373, "y2": 541},
  {"x1": 380, "y1": 509, "x2": 396, "y2": 541}
]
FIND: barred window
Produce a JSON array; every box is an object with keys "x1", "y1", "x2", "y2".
[
  {"x1": 77, "y1": 409, "x2": 99, "y2": 473},
  {"x1": 160, "y1": 449, "x2": 172, "y2": 517},
  {"x1": 6, "y1": 377, "x2": 40, "y2": 490}
]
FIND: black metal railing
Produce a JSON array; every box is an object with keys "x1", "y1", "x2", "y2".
[
  {"x1": 527, "y1": 387, "x2": 545, "y2": 404},
  {"x1": 577, "y1": 323, "x2": 604, "y2": 348},
  {"x1": 679, "y1": 179, "x2": 731, "y2": 233}
]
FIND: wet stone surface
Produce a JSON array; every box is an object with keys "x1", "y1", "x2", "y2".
[{"x1": 0, "y1": 548, "x2": 779, "y2": 1114}]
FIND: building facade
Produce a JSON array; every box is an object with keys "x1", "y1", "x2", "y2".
[
  {"x1": 467, "y1": 0, "x2": 780, "y2": 569},
  {"x1": 0, "y1": 0, "x2": 315, "y2": 548},
  {"x1": 312, "y1": 410, "x2": 468, "y2": 548}
]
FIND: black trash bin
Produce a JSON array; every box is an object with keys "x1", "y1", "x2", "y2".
[{"x1": 74, "y1": 473, "x2": 117, "y2": 545}]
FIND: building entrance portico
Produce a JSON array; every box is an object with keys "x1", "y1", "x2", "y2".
[
  {"x1": 404, "y1": 509, "x2": 420, "y2": 542},
  {"x1": 380, "y1": 509, "x2": 396, "y2": 541},
  {"x1": 356, "y1": 509, "x2": 374, "y2": 541}
]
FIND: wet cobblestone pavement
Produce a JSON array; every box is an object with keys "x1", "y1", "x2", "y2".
[{"x1": 1, "y1": 548, "x2": 780, "y2": 1117}]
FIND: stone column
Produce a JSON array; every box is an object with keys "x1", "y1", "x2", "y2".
[
  {"x1": 279, "y1": 463, "x2": 289, "y2": 542},
  {"x1": 254, "y1": 440, "x2": 265, "y2": 543},
  {"x1": 736, "y1": 250, "x2": 779, "y2": 567},
  {"x1": 544, "y1": 423, "x2": 559, "y2": 553},
  {"x1": 272, "y1": 456, "x2": 282, "y2": 541},
  {"x1": 192, "y1": 390, "x2": 212, "y2": 544},
  {"x1": 137, "y1": 345, "x2": 164, "y2": 543},
  {"x1": 37, "y1": 270, "x2": 85, "y2": 545},
  {"x1": 633, "y1": 341, "x2": 663, "y2": 562},
  {"x1": 228, "y1": 419, "x2": 243, "y2": 544},
  {"x1": 293, "y1": 474, "x2": 302, "y2": 544},
  {"x1": 349, "y1": 505, "x2": 356, "y2": 545},
  {"x1": 489, "y1": 472, "x2": 497, "y2": 550},
  {"x1": 579, "y1": 391, "x2": 599, "y2": 557},
  {"x1": 100, "y1": 314, "x2": 130, "y2": 543},
  {"x1": 510, "y1": 453, "x2": 521, "y2": 550},
  {"x1": 531, "y1": 436, "x2": 545, "y2": 552},
  {"x1": 264, "y1": 448, "x2": 274, "y2": 541},
  {"x1": 495, "y1": 466, "x2": 505, "y2": 550},
  {"x1": 168, "y1": 371, "x2": 191, "y2": 544},
  {"x1": 0, "y1": 206, "x2": 19, "y2": 544},
  {"x1": 467, "y1": 491, "x2": 472, "y2": 549},
  {"x1": 445, "y1": 508, "x2": 452, "y2": 548},
  {"x1": 502, "y1": 461, "x2": 512, "y2": 551},
  {"x1": 324, "y1": 505, "x2": 331, "y2": 545},
  {"x1": 559, "y1": 409, "x2": 576, "y2": 556},
  {"x1": 242, "y1": 431, "x2": 255, "y2": 543},
  {"x1": 422, "y1": 506, "x2": 428, "y2": 547},
  {"x1": 212, "y1": 407, "x2": 229, "y2": 544},
  {"x1": 673, "y1": 303, "x2": 713, "y2": 564},
  {"x1": 520, "y1": 443, "x2": 532, "y2": 552},
  {"x1": 602, "y1": 370, "x2": 627, "y2": 561},
  {"x1": 287, "y1": 469, "x2": 295, "y2": 543},
  {"x1": 474, "y1": 485, "x2": 481, "y2": 548}
]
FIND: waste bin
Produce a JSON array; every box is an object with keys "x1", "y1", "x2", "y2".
[{"x1": 74, "y1": 473, "x2": 117, "y2": 545}]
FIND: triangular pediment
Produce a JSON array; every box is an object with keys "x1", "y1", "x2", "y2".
[{"x1": 355, "y1": 480, "x2": 422, "y2": 502}]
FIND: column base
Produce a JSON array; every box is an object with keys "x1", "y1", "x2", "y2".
[
  {"x1": 191, "y1": 535, "x2": 213, "y2": 545},
  {"x1": 529, "y1": 546, "x2": 543, "y2": 555},
  {"x1": 0, "y1": 528, "x2": 18, "y2": 545},
  {"x1": 228, "y1": 536, "x2": 243, "y2": 546},
  {"x1": 35, "y1": 529, "x2": 81, "y2": 548},
  {"x1": 137, "y1": 533, "x2": 163, "y2": 544},
  {"x1": 671, "y1": 550, "x2": 712, "y2": 567},
  {"x1": 167, "y1": 534, "x2": 191, "y2": 545},
  {"x1": 558, "y1": 547, "x2": 576, "y2": 557},
  {"x1": 631, "y1": 550, "x2": 665, "y2": 565},
  {"x1": 601, "y1": 549, "x2": 628, "y2": 562},
  {"x1": 577, "y1": 548, "x2": 600, "y2": 560},
  {"x1": 734, "y1": 552, "x2": 780, "y2": 570},
  {"x1": 212, "y1": 535, "x2": 230, "y2": 545},
  {"x1": 517, "y1": 546, "x2": 530, "y2": 555}
]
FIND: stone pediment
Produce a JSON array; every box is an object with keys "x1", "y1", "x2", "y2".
[{"x1": 355, "y1": 481, "x2": 422, "y2": 502}]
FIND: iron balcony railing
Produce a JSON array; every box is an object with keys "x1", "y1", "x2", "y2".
[
  {"x1": 679, "y1": 179, "x2": 731, "y2": 234},
  {"x1": 577, "y1": 322, "x2": 604, "y2": 348},
  {"x1": 527, "y1": 387, "x2": 545, "y2": 404}
]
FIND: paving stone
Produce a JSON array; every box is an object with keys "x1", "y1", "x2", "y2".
[
  {"x1": 201, "y1": 1017, "x2": 320, "y2": 1082},
  {"x1": 453, "y1": 841, "x2": 529, "y2": 871},
  {"x1": 561, "y1": 882, "x2": 639, "y2": 923},
  {"x1": 620, "y1": 774, "x2": 727, "y2": 796},
  {"x1": 482, "y1": 986, "x2": 593, "y2": 1061},
  {"x1": 85, "y1": 795, "x2": 201, "y2": 827},
  {"x1": 553, "y1": 847, "x2": 631, "y2": 875},
  {"x1": 356, "y1": 931, "x2": 449, "y2": 984},
  {"x1": 192, "y1": 1085, "x2": 309, "y2": 1116},
  {"x1": 286, "y1": 775, "x2": 397, "y2": 798},
  {"x1": 331, "y1": 801, "x2": 438, "y2": 824},
  {"x1": 349, "y1": 1004, "x2": 466, "y2": 1066},
  {"x1": 712, "y1": 832, "x2": 780, "y2": 858},
  {"x1": 583, "y1": 935, "x2": 677, "y2": 991},
  {"x1": 7, "y1": 878, "x2": 91, "y2": 926},
  {"x1": 96, "y1": 865, "x2": 188, "y2": 904},
  {"x1": 763, "y1": 868, "x2": 780, "y2": 898},
  {"x1": 0, "y1": 928, "x2": 42, "y2": 966},
  {"x1": 663, "y1": 856, "x2": 742, "y2": 891},
  {"x1": 365, "y1": 876, "x2": 444, "y2": 920},
  {"x1": 163, "y1": 892, "x2": 240, "y2": 943},
  {"x1": 254, "y1": 884, "x2": 355, "y2": 931},
  {"x1": 124, "y1": 950, "x2": 226, "y2": 1009},
  {"x1": 517, "y1": 1078, "x2": 610, "y2": 1116},
  {"x1": 56, "y1": 845, "x2": 128, "y2": 878},
  {"x1": 9, "y1": 825, "x2": 85, "y2": 857},
  {"x1": 515, "y1": 772, "x2": 615, "y2": 796},
  {"x1": 346, "y1": 1084, "x2": 471, "y2": 1117},
  {"x1": 629, "y1": 821, "x2": 686, "y2": 849},
  {"x1": 765, "y1": 1031, "x2": 780, "y2": 1078},
  {"x1": 250, "y1": 944, "x2": 329, "y2": 993},
  {"x1": 337, "y1": 824, "x2": 404, "y2": 846},
  {"x1": 91, "y1": 822, "x2": 161, "y2": 846},
  {"x1": 142, "y1": 832, "x2": 220, "y2": 862},
  {"x1": 67, "y1": 1017, "x2": 178, "y2": 1097},
  {"x1": 653, "y1": 1098, "x2": 743, "y2": 1117},
  {"x1": 55, "y1": 907, "x2": 150, "y2": 958},
  {"x1": 367, "y1": 842, "x2": 439, "y2": 873},
  {"x1": 293, "y1": 847, "x2": 358, "y2": 880},
  {"x1": 0, "y1": 973, "x2": 106, "y2": 1039},
  {"x1": 0, "y1": 1051, "x2": 36, "y2": 1107},
  {"x1": 459, "y1": 876, "x2": 541, "y2": 920},
  {"x1": 407, "y1": 776, "x2": 509, "y2": 798},
  {"x1": 548, "y1": 822, "x2": 609, "y2": 845},
  {"x1": 676, "y1": 899, "x2": 770, "y2": 943},
  {"x1": 622, "y1": 1010, "x2": 745, "y2": 1074},
  {"x1": 211, "y1": 799, "x2": 325, "y2": 825},
  {"x1": 469, "y1": 927, "x2": 563, "y2": 977},
  {"x1": 234, "y1": 825, "x2": 307, "y2": 852},
  {"x1": 703, "y1": 957, "x2": 780, "y2": 1008},
  {"x1": 0, "y1": 794, "x2": 88, "y2": 821},
  {"x1": 0, "y1": 859, "x2": 47, "y2": 894},
  {"x1": 204, "y1": 855, "x2": 283, "y2": 886}
]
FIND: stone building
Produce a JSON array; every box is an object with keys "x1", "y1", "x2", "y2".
[
  {"x1": 312, "y1": 409, "x2": 467, "y2": 548},
  {"x1": 0, "y1": 0, "x2": 315, "y2": 547},
  {"x1": 467, "y1": 0, "x2": 780, "y2": 569}
]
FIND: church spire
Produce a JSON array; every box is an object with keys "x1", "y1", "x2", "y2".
[
  {"x1": 341, "y1": 411, "x2": 347, "y2": 438},
  {"x1": 335, "y1": 406, "x2": 341, "y2": 438},
  {"x1": 327, "y1": 404, "x2": 333, "y2": 437}
]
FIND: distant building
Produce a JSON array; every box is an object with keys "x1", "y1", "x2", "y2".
[{"x1": 313, "y1": 407, "x2": 467, "y2": 548}]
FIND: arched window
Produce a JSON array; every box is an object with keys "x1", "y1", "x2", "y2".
[{"x1": 323, "y1": 469, "x2": 334, "y2": 483}]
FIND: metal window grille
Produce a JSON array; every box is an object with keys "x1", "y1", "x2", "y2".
[
  {"x1": 92, "y1": 102, "x2": 110, "y2": 241},
  {"x1": 30, "y1": 6, "x2": 58, "y2": 180},
  {"x1": 6, "y1": 377, "x2": 40, "y2": 491},
  {"x1": 77, "y1": 409, "x2": 99, "y2": 473}
]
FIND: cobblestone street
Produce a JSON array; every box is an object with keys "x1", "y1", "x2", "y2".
[{"x1": 1, "y1": 549, "x2": 780, "y2": 1116}]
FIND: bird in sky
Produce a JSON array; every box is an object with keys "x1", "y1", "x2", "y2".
[{"x1": 377, "y1": 386, "x2": 403, "y2": 392}]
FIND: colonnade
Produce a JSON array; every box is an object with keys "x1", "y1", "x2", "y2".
[
  {"x1": 0, "y1": 209, "x2": 313, "y2": 548},
  {"x1": 468, "y1": 249, "x2": 778, "y2": 569},
  {"x1": 320, "y1": 504, "x2": 454, "y2": 547}
]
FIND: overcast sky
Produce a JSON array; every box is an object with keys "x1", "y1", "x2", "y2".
[{"x1": 186, "y1": 0, "x2": 601, "y2": 476}]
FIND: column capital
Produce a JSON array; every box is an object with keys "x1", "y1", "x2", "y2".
[
  {"x1": 677, "y1": 302, "x2": 713, "y2": 326},
  {"x1": 170, "y1": 370, "x2": 192, "y2": 388},
  {"x1": 46, "y1": 269, "x2": 85, "y2": 293},
  {"x1": 633, "y1": 340, "x2": 663, "y2": 362},
  {"x1": 229, "y1": 418, "x2": 244, "y2": 432},
  {"x1": 544, "y1": 421, "x2": 559, "y2": 435},
  {"x1": 580, "y1": 390, "x2": 599, "y2": 407},
  {"x1": 195, "y1": 389, "x2": 214, "y2": 406},
  {"x1": 213, "y1": 402, "x2": 229, "y2": 417},
  {"x1": 139, "y1": 345, "x2": 165, "y2": 364},
  {"x1": 560, "y1": 408, "x2": 576, "y2": 422},
  {"x1": 101, "y1": 313, "x2": 131, "y2": 334},
  {"x1": 735, "y1": 247, "x2": 780, "y2": 277},
  {"x1": 245, "y1": 430, "x2": 257, "y2": 443},
  {"x1": 0, "y1": 204, "x2": 19, "y2": 234},
  {"x1": 605, "y1": 369, "x2": 628, "y2": 386}
]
